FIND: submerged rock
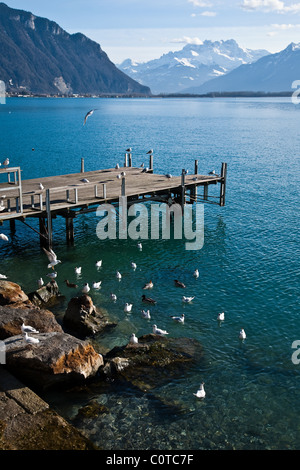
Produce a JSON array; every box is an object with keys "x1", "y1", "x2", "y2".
[
  {"x1": 27, "y1": 281, "x2": 63, "y2": 307},
  {"x1": 0, "y1": 280, "x2": 29, "y2": 306},
  {"x1": 0, "y1": 304, "x2": 63, "y2": 340},
  {"x1": 63, "y1": 294, "x2": 117, "y2": 338},
  {"x1": 3, "y1": 332, "x2": 104, "y2": 390},
  {"x1": 102, "y1": 334, "x2": 203, "y2": 391}
]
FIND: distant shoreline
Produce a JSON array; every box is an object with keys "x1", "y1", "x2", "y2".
[{"x1": 5, "y1": 91, "x2": 293, "y2": 99}]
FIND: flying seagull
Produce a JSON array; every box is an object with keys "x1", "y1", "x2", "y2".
[
  {"x1": 43, "y1": 247, "x2": 61, "y2": 269},
  {"x1": 83, "y1": 109, "x2": 96, "y2": 125}
]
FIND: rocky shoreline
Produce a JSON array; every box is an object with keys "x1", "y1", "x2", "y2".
[{"x1": 0, "y1": 279, "x2": 203, "y2": 450}]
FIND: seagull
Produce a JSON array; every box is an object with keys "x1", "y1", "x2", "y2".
[
  {"x1": 137, "y1": 242, "x2": 142, "y2": 250},
  {"x1": 2, "y1": 158, "x2": 9, "y2": 167},
  {"x1": 126, "y1": 148, "x2": 132, "y2": 153},
  {"x1": 0, "y1": 274, "x2": 7, "y2": 279},
  {"x1": 0, "y1": 202, "x2": 5, "y2": 212},
  {"x1": 39, "y1": 183, "x2": 44, "y2": 190},
  {"x1": 170, "y1": 314, "x2": 185, "y2": 323},
  {"x1": 82, "y1": 283, "x2": 90, "y2": 294},
  {"x1": 124, "y1": 303, "x2": 133, "y2": 313},
  {"x1": 141, "y1": 167, "x2": 150, "y2": 173},
  {"x1": 130, "y1": 333, "x2": 138, "y2": 344},
  {"x1": 239, "y1": 328, "x2": 246, "y2": 340},
  {"x1": 117, "y1": 174, "x2": 122, "y2": 179},
  {"x1": 43, "y1": 247, "x2": 61, "y2": 269},
  {"x1": 110, "y1": 293, "x2": 117, "y2": 301},
  {"x1": 147, "y1": 149, "x2": 153, "y2": 154},
  {"x1": 141, "y1": 309, "x2": 151, "y2": 319},
  {"x1": 193, "y1": 269, "x2": 199, "y2": 278},
  {"x1": 182, "y1": 296, "x2": 195, "y2": 303},
  {"x1": 21, "y1": 323, "x2": 39, "y2": 334},
  {"x1": 92, "y1": 281, "x2": 102, "y2": 289},
  {"x1": 208, "y1": 170, "x2": 216, "y2": 175},
  {"x1": 140, "y1": 163, "x2": 144, "y2": 168},
  {"x1": 81, "y1": 178, "x2": 90, "y2": 183},
  {"x1": 152, "y1": 324, "x2": 168, "y2": 336},
  {"x1": 115, "y1": 163, "x2": 120, "y2": 169},
  {"x1": 217, "y1": 312, "x2": 225, "y2": 321},
  {"x1": 75, "y1": 267, "x2": 82, "y2": 275},
  {"x1": 25, "y1": 332, "x2": 40, "y2": 344},
  {"x1": 142, "y1": 294, "x2": 156, "y2": 305},
  {"x1": 47, "y1": 272, "x2": 57, "y2": 279},
  {"x1": 95, "y1": 260, "x2": 102, "y2": 267},
  {"x1": 193, "y1": 382, "x2": 206, "y2": 399},
  {"x1": 121, "y1": 171, "x2": 126, "y2": 177},
  {"x1": 143, "y1": 281, "x2": 153, "y2": 290},
  {"x1": 83, "y1": 109, "x2": 96, "y2": 125},
  {"x1": 64, "y1": 280, "x2": 78, "y2": 288},
  {"x1": 38, "y1": 278, "x2": 44, "y2": 288},
  {"x1": 116, "y1": 271, "x2": 122, "y2": 280},
  {"x1": 0, "y1": 234, "x2": 9, "y2": 241},
  {"x1": 165, "y1": 174, "x2": 172, "y2": 179},
  {"x1": 174, "y1": 280, "x2": 186, "y2": 288},
  {"x1": 131, "y1": 262, "x2": 137, "y2": 270}
]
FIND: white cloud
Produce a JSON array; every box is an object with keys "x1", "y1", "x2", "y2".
[
  {"x1": 241, "y1": 0, "x2": 300, "y2": 12},
  {"x1": 271, "y1": 22, "x2": 300, "y2": 26},
  {"x1": 170, "y1": 36, "x2": 204, "y2": 45},
  {"x1": 187, "y1": 0, "x2": 213, "y2": 7},
  {"x1": 201, "y1": 11, "x2": 217, "y2": 16}
]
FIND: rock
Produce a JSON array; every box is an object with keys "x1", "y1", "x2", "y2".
[
  {"x1": 0, "y1": 304, "x2": 63, "y2": 340},
  {"x1": 102, "y1": 334, "x2": 204, "y2": 391},
  {"x1": 0, "y1": 280, "x2": 29, "y2": 306},
  {"x1": 63, "y1": 294, "x2": 117, "y2": 338},
  {"x1": 27, "y1": 281, "x2": 63, "y2": 307},
  {"x1": 3, "y1": 332, "x2": 104, "y2": 390}
]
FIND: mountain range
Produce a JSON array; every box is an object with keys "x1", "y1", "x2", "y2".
[
  {"x1": 118, "y1": 40, "x2": 270, "y2": 95},
  {"x1": 0, "y1": 2, "x2": 150, "y2": 96}
]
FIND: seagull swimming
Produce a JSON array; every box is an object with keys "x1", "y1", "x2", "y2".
[
  {"x1": 124, "y1": 303, "x2": 133, "y2": 313},
  {"x1": 217, "y1": 312, "x2": 225, "y2": 321},
  {"x1": 170, "y1": 314, "x2": 185, "y2": 323},
  {"x1": 142, "y1": 294, "x2": 156, "y2": 305},
  {"x1": 193, "y1": 382, "x2": 206, "y2": 399},
  {"x1": 43, "y1": 247, "x2": 61, "y2": 269},
  {"x1": 131, "y1": 262, "x2": 137, "y2": 270},
  {"x1": 143, "y1": 281, "x2": 153, "y2": 289},
  {"x1": 152, "y1": 324, "x2": 169, "y2": 336},
  {"x1": 137, "y1": 242, "x2": 142, "y2": 250},
  {"x1": 25, "y1": 332, "x2": 40, "y2": 344},
  {"x1": 141, "y1": 309, "x2": 151, "y2": 319},
  {"x1": 110, "y1": 293, "x2": 117, "y2": 301},
  {"x1": 82, "y1": 283, "x2": 90, "y2": 294},
  {"x1": 0, "y1": 234, "x2": 9, "y2": 241},
  {"x1": 116, "y1": 271, "x2": 122, "y2": 280},
  {"x1": 21, "y1": 323, "x2": 39, "y2": 334},
  {"x1": 75, "y1": 267, "x2": 82, "y2": 275},
  {"x1": 92, "y1": 281, "x2": 102, "y2": 289},
  {"x1": 130, "y1": 333, "x2": 138, "y2": 344},
  {"x1": 193, "y1": 269, "x2": 199, "y2": 278},
  {"x1": 83, "y1": 109, "x2": 96, "y2": 125},
  {"x1": 182, "y1": 296, "x2": 195, "y2": 303},
  {"x1": 239, "y1": 328, "x2": 246, "y2": 340},
  {"x1": 96, "y1": 260, "x2": 102, "y2": 267}
]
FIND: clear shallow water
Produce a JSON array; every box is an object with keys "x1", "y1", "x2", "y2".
[{"x1": 0, "y1": 97, "x2": 299, "y2": 450}]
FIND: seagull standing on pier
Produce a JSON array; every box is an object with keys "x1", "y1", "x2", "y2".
[
  {"x1": 83, "y1": 109, "x2": 96, "y2": 125},
  {"x1": 2, "y1": 158, "x2": 9, "y2": 167}
]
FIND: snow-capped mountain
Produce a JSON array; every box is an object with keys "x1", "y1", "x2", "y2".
[
  {"x1": 183, "y1": 42, "x2": 300, "y2": 94},
  {"x1": 117, "y1": 40, "x2": 269, "y2": 94}
]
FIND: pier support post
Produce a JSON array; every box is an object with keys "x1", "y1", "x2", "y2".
[
  {"x1": 149, "y1": 154, "x2": 153, "y2": 173},
  {"x1": 128, "y1": 153, "x2": 132, "y2": 167},
  {"x1": 45, "y1": 189, "x2": 53, "y2": 248},
  {"x1": 9, "y1": 219, "x2": 16, "y2": 234},
  {"x1": 181, "y1": 169, "x2": 186, "y2": 208},
  {"x1": 121, "y1": 177, "x2": 126, "y2": 197},
  {"x1": 194, "y1": 160, "x2": 198, "y2": 175},
  {"x1": 203, "y1": 184, "x2": 208, "y2": 201},
  {"x1": 124, "y1": 153, "x2": 128, "y2": 168},
  {"x1": 39, "y1": 218, "x2": 48, "y2": 248},
  {"x1": 220, "y1": 162, "x2": 227, "y2": 207},
  {"x1": 81, "y1": 158, "x2": 85, "y2": 173},
  {"x1": 66, "y1": 215, "x2": 75, "y2": 245}
]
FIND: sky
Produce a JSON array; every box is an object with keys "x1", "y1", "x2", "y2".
[{"x1": 4, "y1": 0, "x2": 300, "y2": 63}]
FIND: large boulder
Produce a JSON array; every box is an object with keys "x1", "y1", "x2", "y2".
[
  {"x1": 3, "y1": 332, "x2": 103, "y2": 390},
  {"x1": 0, "y1": 281, "x2": 29, "y2": 306},
  {"x1": 63, "y1": 294, "x2": 116, "y2": 338},
  {"x1": 0, "y1": 304, "x2": 63, "y2": 340},
  {"x1": 102, "y1": 334, "x2": 204, "y2": 391}
]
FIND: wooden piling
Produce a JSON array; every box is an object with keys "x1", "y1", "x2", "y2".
[
  {"x1": 81, "y1": 158, "x2": 85, "y2": 173},
  {"x1": 220, "y1": 162, "x2": 227, "y2": 207},
  {"x1": 66, "y1": 215, "x2": 74, "y2": 245}
]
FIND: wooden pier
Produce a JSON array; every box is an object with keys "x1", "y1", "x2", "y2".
[{"x1": 0, "y1": 155, "x2": 227, "y2": 247}]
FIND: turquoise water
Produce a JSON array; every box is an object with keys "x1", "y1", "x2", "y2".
[{"x1": 0, "y1": 97, "x2": 299, "y2": 450}]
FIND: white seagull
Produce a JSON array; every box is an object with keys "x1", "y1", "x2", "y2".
[
  {"x1": 110, "y1": 293, "x2": 117, "y2": 301},
  {"x1": 182, "y1": 296, "x2": 195, "y2": 303},
  {"x1": 193, "y1": 269, "x2": 199, "y2": 278},
  {"x1": 193, "y1": 382, "x2": 206, "y2": 399},
  {"x1": 0, "y1": 274, "x2": 7, "y2": 279},
  {"x1": 43, "y1": 247, "x2": 61, "y2": 269},
  {"x1": 21, "y1": 323, "x2": 39, "y2": 334},
  {"x1": 2, "y1": 158, "x2": 9, "y2": 167},
  {"x1": 124, "y1": 303, "x2": 133, "y2": 313},
  {"x1": 116, "y1": 271, "x2": 122, "y2": 280},
  {"x1": 25, "y1": 332, "x2": 40, "y2": 344},
  {"x1": 81, "y1": 178, "x2": 90, "y2": 183},
  {"x1": 217, "y1": 312, "x2": 225, "y2": 321},
  {"x1": 38, "y1": 278, "x2": 44, "y2": 288},
  {"x1": 170, "y1": 314, "x2": 185, "y2": 323},
  {"x1": 115, "y1": 163, "x2": 120, "y2": 169},
  {"x1": 95, "y1": 260, "x2": 102, "y2": 267},
  {"x1": 131, "y1": 262, "x2": 137, "y2": 270},
  {"x1": 39, "y1": 183, "x2": 44, "y2": 191},
  {"x1": 130, "y1": 333, "x2": 138, "y2": 344},
  {"x1": 92, "y1": 281, "x2": 102, "y2": 289},
  {"x1": 239, "y1": 328, "x2": 246, "y2": 340},
  {"x1": 143, "y1": 281, "x2": 153, "y2": 290},
  {"x1": 82, "y1": 283, "x2": 90, "y2": 294},
  {"x1": 0, "y1": 233, "x2": 9, "y2": 241},
  {"x1": 83, "y1": 109, "x2": 96, "y2": 125},
  {"x1": 152, "y1": 324, "x2": 169, "y2": 336},
  {"x1": 47, "y1": 272, "x2": 57, "y2": 279},
  {"x1": 0, "y1": 202, "x2": 5, "y2": 212},
  {"x1": 75, "y1": 267, "x2": 82, "y2": 275},
  {"x1": 141, "y1": 309, "x2": 151, "y2": 319},
  {"x1": 137, "y1": 242, "x2": 142, "y2": 250}
]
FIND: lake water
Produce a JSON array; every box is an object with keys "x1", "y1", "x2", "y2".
[{"x1": 0, "y1": 97, "x2": 299, "y2": 450}]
